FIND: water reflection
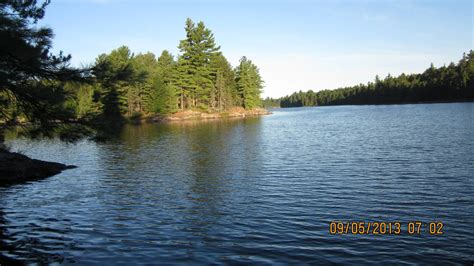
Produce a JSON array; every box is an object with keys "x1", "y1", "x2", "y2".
[
  {"x1": 1, "y1": 104, "x2": 473, "y2": 264},
  {"x1": 0, "y1": 203, "x2": 77, "y2": 264},
  {"x1": 84, "y1": 117, "x2": 266, "y2": 259}
]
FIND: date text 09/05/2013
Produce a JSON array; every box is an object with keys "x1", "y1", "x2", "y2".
[{"x1": 329, "y1": 221, "x2": 444, "y2": 235}]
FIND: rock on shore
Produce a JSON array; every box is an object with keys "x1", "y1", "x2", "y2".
[
  {"x1": 156, "y1": 107, "x2": 271, "y2": 122},
  {"x1": 0, "y1": 150, "x2": 76, "y2": 185}
]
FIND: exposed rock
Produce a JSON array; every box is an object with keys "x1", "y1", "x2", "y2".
[
  {"x1": 0, "y1": 150, "x2": 76, "y2": 185},
  {"x1": 127, "y1": 108, "x2": 271, "y2": 124},
  {"x1": 159, "y1": 107, "x2": 271, "y2": 122}
]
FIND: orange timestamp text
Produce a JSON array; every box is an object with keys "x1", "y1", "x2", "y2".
[{"x1": 329, "y1": 221, "x2": 444, "y2": 235}]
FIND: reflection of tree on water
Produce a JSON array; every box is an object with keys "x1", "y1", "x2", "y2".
[
  {"x1": 182, "y1": 118, "x2": 264, "y2": 240},
  {"x1": 86, "y1": 117, "x2": 264, "y2": 258}
]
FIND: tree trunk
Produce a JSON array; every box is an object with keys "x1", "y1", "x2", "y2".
[{"x1": 180, "y1": 88, "x2": 184, "y2": 110}]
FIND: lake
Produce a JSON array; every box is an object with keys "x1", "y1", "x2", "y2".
[{"x1": 1, "y1": 103, "x2": 473, "y2": 264}]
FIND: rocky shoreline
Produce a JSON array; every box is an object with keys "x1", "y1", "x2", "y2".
[
  {"x1": 146, "y1": 107, "x2": 271, "y2": 123},
  {"x1": 0, "y1": 149, "x2": 76, "y2": 186}
]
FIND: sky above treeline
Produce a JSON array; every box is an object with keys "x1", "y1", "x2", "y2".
[{"x1": 41, "y1": 0, "x2": 473, "y2": 98}]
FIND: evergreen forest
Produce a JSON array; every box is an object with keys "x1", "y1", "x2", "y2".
[
  {"x1": 0, "y1": 1, "x2": 264, "y2": 131},
  {"x1": 265, "y1": 53, "x2": 474, "y2": 108}
]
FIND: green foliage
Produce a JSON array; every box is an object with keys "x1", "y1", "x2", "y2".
[
  {"x1": 0, "y1": 0, "x2": 85, "y2": 127},
  {"x1": 129, "y1": 52, "x2": 157, "y2": 115},
  {"x1": 91, "y1": 46, "x2": 137, "y2": 120},
  {"x1": 175, "y1": 18, "x2": 221, "y2": 109},
  {"x1": 70, "y1": 18, "x2": 264, "y2": 119},
  {"x1": 262, "y1": 97, "x2": 281, "y2": 108},
  {"x1": 280, "y1": 51, "x2": 474, "y2": 107},
  {"x1": 2, "y1": 11, "x2": 266, "y2": 131},
  {"x1": 75, "y1": 84, "x2": 98, "y2": 118},
  {"x1": 210, "y1": 54, "x2": 236, "y2": 110},
  {"x1": 146, "y1": 50, "x2": 178, "y2": 114},
  {"x1": 8, "y1": 0, "x2": 471, "y2": 133},
  {"x1": 69, "y1": 17, "x2": 265, "y2": 119},
  {"x1": 235, "y1": 57, "x2": 264, "y2": 109}
]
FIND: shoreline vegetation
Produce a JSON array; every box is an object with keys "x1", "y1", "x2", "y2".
[
  {"x1": 0, "y1": 108, "x2": 270, "y2": 186},
  {"x1": 263, "y1": 51, "x2": 474, "y2": 108},
  {"x1": 0, "y1": 2, "x2": 267, "y2": 185},
  {"x1": 0, "y1": 1, "x2": 472, "y2": 185},
  {"x1": 2, "y1": 17, "x2": 267, "y2": 129},
  {"x1": 266, "y1": 99, "x2": 474, "y2": 108},
  {"x1": 0, "y1": 107, "x2": 271, "y2": 126}
]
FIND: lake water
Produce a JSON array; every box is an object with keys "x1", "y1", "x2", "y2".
[{"x1": 1, "y1": 103, "x2": 473, "y2": 264}]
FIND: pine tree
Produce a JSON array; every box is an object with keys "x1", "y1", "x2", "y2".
[
  {"x1": 147, "y1": 50, "x2": 178, "y2": 114},
  {"x1": 175, "y1": 18, "x2": 220, "y2": 109},
  {"x1": 131, "y1": 52, "x2": 158, "y2": 115},
  {"x1": 235, "y1": 57, "x2": 263, "y2": 109},
  {"x1": 210, "y1": 54, "x2": 236, "y2": 110},
  {"x1": 0, "y1": 0, "x2": 85, "y2": 128},
  {"x1": 92, "y1": 46, "x2": 136, "y2": 120}
]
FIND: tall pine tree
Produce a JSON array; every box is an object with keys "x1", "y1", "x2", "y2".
[
  {"x1": 175, "y1": 18, "x2": 220, "y2": 109},
  {"x1": 210, "y1": 54, "x2": 236, "y2": 110},
  {"x1": 235, "y1": 57, "x2": 264, "y2": 109},
  {"x1": 147, "y1": 50, "x2": 178, "y2": 114}
]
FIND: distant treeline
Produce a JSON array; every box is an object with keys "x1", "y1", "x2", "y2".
[{"x1": 264, "y1": 51, "x2": 474, "y2": 108}]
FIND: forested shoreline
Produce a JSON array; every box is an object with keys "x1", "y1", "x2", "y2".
[
  {"x1": 71, "y1": 18, "x2": 265, "y2": 122},
  {"x1": 0, "y1": 1, "x2": 266, "y2": 183},
  {"x1": 1, "y1": 16, "x2": 265, "y2": 126},
  {"x1": 264, "y1": 52, "x2": 474, "y2": 108}
]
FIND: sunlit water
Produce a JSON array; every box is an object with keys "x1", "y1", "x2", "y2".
[{"x1": 1, "y1": 103, "x2": 473, "y2": 264}]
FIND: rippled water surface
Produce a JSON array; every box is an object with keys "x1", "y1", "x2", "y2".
[{"x1": 1, "y1": 103, "x2": 474, "y2": 264}]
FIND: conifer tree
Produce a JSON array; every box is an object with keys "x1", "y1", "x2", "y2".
[
  {"x1": 148, "y1": 50, "x2": 178, "y2": 114},
  {"x1": 130, "y1": 52, "x2": 157, "y2": 115},
  {"x1": 175, "y1": 18, "x2": 220, "y2": 109},
  {"x1": 235, "y1": 57, "x2": 264, "y2": 109},
  {"x1": 92, "y1": 46, "x2": 137, "y2": 120},
  {"x1": 210, "y1": 54, "x2": 236, "y2": 110},
  {"x1": 0, "y1": 0, "x2": 85, "y2": 128}
]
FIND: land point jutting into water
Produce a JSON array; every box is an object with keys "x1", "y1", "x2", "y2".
[{"x1": 0, "y1": 0, "x2": 473, "y2": 264}]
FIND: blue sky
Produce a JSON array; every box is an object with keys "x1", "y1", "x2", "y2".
[{"x1": 41, "y1": 0, "x2": 472, "y2": 98}]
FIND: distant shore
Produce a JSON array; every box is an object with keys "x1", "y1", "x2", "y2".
[{"x1": 276, "y1": 99, "x2": 474, "y2": 109}]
